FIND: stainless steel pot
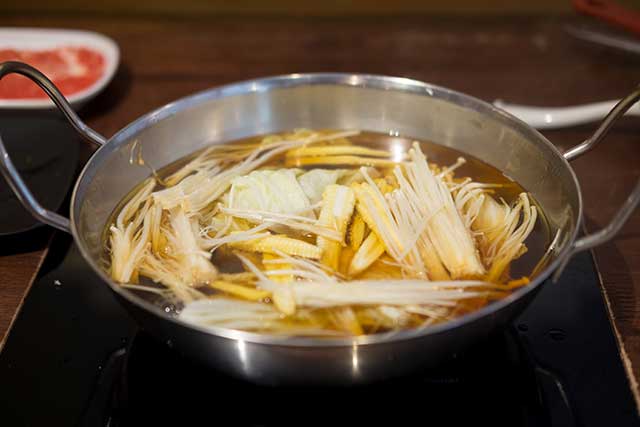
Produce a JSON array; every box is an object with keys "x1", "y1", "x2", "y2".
[{"x1": 1, "y1": 62, "x2": 638, "y2": 385}]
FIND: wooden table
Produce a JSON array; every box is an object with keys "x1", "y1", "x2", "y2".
[{"x1": 1, "y1": 13, "x2": 639, "y2": 396}]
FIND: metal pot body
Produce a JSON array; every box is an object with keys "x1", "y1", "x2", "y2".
[
  {"x1": 2, "y1": 65, "x2": 638, "y2": 385},
  {"x1": 115, "y1": 284, "x2": 537, "y2": 384}
]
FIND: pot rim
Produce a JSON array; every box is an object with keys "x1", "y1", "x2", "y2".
[{"x1": 69, "y1": 72, "x2": 583, "y2": 347}]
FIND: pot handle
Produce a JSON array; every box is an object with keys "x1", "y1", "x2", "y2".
[
  {"x1": 0, "y1": 61, "x2": 108, "y2": 233},
  {"x1": 562, "y1": 86, "x2": 640, "y2": 258}
]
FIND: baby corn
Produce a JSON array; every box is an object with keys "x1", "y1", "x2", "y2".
[
  {"x1": 338, "y1": 246, "x2": 356, "y2": 276},
  {"x1": 208, "y1": 280, "x2": 270, "y2": 301},
  {"x1": 352, "y1": 181, "x2": 403, "y2": 258},
  {"x1": 348, "y1": 212, "x2": 367, "y2": 250},
  {"x1": 262, "y1": 253, "x2": 294, "y2": 283},
  {"x1": 286, "y1": 155, "x2": 398, "y2": 168},
  {"x1": 316, "y1": 184, "x2": 356, "y2": 270},
  {"x1": 286, "y1": 145, "x2": 394, "y2": 159},
  {"x1": 349, "y1": 232, "x2": 386, "y2": 276},
  {"x1": 228, "y1": 233, "x2": 322, "y2": 259},
  {"x1": 331, "y1": 307, "x2": 364, "y2": 335}
]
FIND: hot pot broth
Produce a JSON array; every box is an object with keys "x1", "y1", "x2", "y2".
[{"x1": 104, "y1": 130, "x2": 549, "y2": 336}]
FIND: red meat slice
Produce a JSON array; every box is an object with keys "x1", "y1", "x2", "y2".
[{"x1": 0, "y1": 47, "x2": 105, "y2": 99}]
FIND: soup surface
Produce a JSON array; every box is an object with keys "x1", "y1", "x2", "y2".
[{"x1": 105, "y1": 129, "x2": 549, "y2": 336}]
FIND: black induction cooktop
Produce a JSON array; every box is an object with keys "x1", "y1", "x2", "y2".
[
  {"x1": 0, "y1": 231, "x2": 638, "y2": 426},
  {"x1": 0, "y1": 113, "x2": 80, "y2": 236}
]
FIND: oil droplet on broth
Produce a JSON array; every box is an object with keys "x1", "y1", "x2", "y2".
[{"x1": 163, "y1": 303, "x2": 177, "y2": 314}]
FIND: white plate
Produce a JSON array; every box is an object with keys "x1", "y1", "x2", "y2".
[{"x1": 0, "y1": 28, "x2": 120, "y2": 110}]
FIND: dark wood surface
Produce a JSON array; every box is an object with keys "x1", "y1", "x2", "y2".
[{"x1": 1, "y1": 14, "x2": 639, "y2": 394}]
